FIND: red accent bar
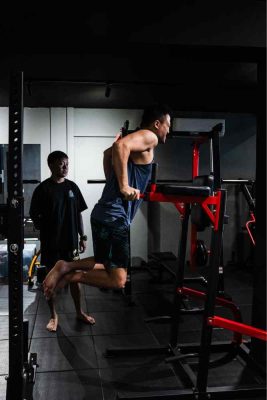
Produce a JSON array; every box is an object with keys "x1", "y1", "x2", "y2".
[
  {"x1": 150, "y1": 183, "x2": 157, "y2": 193},
  {"x1": 178, "y1": 286, "x2": 243, "y2": 343},
  {"x1": 174, "y1": 202, "x2": 185, "y2": 216},
  {"x1": 246, "y1": 212, "x2": 256, "y2": 246},
  {"x1": 141, "y1": 190, "x2": 222, "y2": 231},
  {"x1": 192, "y1": 143, "x2": 200, "y2": 179},
  {"x1": 208, "y1": 316, "x2": 267, "y2": 342},
  {"x1": 201, "y1": 191, "x2": 221, "y2": 230}
]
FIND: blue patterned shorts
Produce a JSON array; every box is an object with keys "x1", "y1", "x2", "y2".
[{"x1": 91, "y1": 217, "x2": 130, "y2": 269}]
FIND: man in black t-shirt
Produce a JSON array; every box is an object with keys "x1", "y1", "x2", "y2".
[{"x1": 30, "y1": 151, "x2": 95, "y2": 332}]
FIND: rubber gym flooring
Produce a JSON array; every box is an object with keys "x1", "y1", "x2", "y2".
[{"x1": 0, "y1": 259, "x2": 265, "y2": 400}]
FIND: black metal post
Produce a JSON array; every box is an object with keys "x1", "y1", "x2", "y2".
[
  {"x1": 6, "y1": 71, "x2": 25, "y2": 400},
  {"x1": 170, "y1": 204, "x2": 190, "y2": 348},
  {"x1": 196, "y1": 189, "x2": 227, "y2": 394}
]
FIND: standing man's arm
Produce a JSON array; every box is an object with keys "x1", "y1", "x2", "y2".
[
  {"x1": 75, "y1": 184, "x2": 88, "y2": 254},
  {"x1": 78, "y1": 213, "x2": 86, "y2": 253},
  {"x1": 29, "y1": 187, "x2": 42, "y2": 230},
  {"x1": 112, "y1": 130, "x2": 157, "y2": 200}
]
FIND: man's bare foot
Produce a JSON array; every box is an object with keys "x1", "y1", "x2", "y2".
[
  {"x1": 43, "y1": 260, "x2": 70, "y2": 299},
  {"x1": 46, "y1": 315, "x2": 58, "y2": 332},
  {"x1": 76, "y1": 311, "x2": 95, "y2": 325}
]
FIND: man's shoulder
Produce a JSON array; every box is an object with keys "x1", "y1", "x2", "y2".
[
  {"x1": 65, "y1": 179, "x2": 78, "y2": 188},
  {"x1": 35, "y1": 178, "x2": 51, "y2": 190},
  {"x1": 138, "y1": 129, "x2": 158, "y2": 147},
  {"x1": 65, "y1": 179, "x2": 82, "y2": 193}
]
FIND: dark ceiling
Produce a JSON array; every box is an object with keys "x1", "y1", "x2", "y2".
[{"x1": 0, "y1": 1, "x2": 265, "y2": 112}]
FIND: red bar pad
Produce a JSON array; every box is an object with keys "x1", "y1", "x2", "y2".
[{"x1": 208, "y1": 316, "x2": 267, "y2": 342}]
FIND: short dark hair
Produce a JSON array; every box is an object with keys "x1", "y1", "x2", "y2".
[
  {"x1": 47, "y1": 151, "x2": 68, "y2": 165},
  {"x1": 140, "y1": 104, "x2": 171, "y2": 128}
]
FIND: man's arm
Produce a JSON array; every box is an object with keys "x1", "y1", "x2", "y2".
[
  {"x1": 78, "y1": 212, "x2": 86, "y2": 253},
  {"x1": 112, "y1": 130, "x2": 158, "y2": 200}
]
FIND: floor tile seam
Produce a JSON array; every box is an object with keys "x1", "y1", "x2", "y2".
[
  {"x1": 33, "y1": 365, "x2": 164, "y2": 373},
  {"x1": 82, "y1": 332, "x2": 156, "y2": 337},
  {"x1": 30, "y1": 334, "x2": 94, "y2": 340},
  {"x1": 35, "y1": 367, "x2": 101, "y2": 373},
  {"x1": 30, "y1": 332, "x2": 154, "y2": 341},
  {"x1": 27, "y1": 293, "x2": 42, "y2": 348},
  {"x1": 89, "y1": 327, "x2": 103, "y2": 376},
  {"x1": 31, "y1": 335, "x2": 93, "y2": 340},
  {"x1": 90, "y1": 331, "x2": 153, "y2": 336},
  {"x1": 30, "y1": 331, "x2": 155, "y2": 338}
]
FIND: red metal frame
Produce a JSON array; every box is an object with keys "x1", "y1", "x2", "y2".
[
  {"x1": 177, "y1": 286, "x2": 267, "y2": 343},
  {"x1": 177, "y1": 286, "x2": 243, "y2": 344},
  {"x1": 142, "y1": 190, "x2": 222, "y2": 231},
  {"x1": 246, "y1": 212, "x2": 256, "y2": 246},
  {"x1": 192, "y1": 142, "x2": 200, "y2": 178},
  {"x1": 174, "y1": 202, "x2": 185, "y2": 215},
  {"x1": 208, "y1": 316, "x2": 267, "y2": 342}
]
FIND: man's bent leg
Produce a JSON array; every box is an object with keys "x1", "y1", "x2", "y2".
[
  {"x1": 43, "y1": 257, "x2": 100, "y2": 298},
  {"x1": 79, "y1": 267, "x2": 127, "y2": 289},
  {"x1": 49, "y1": 267, "x2": 127, "y2": 299}
]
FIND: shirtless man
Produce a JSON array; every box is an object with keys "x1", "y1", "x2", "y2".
[{"x1": 43, "y1": 104, "x2": 171, "y2": 299}]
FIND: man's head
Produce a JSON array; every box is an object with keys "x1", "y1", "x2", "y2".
[
  {"x1": 47, "y1": 151, "x2": 69, "y2": 179},
  {"x1": 140, "y1": 104, "x2": 171, "y2": 143}
]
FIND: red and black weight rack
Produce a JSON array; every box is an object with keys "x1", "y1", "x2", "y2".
[{"x1": 105, "y1": 129, "x2": 266, "y2": 399}]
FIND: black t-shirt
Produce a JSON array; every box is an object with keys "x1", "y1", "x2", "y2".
[{"x1": 29, "y1": 178, "x2": 87, "y2": 262}]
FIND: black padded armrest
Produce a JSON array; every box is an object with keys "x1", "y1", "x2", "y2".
[{"x1": 156, "y1": 184, "x2": 211, "y2": 197}]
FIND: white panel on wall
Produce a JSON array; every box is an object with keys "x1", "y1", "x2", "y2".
[
  {"x1": 0, "y1": 108, "x2": 8, "y2": 143},
  {"x1": 50, "y1": 108, "x2": 67, "y2": 153},
  {"x1": 66, "y1": 108, "x2": 74, "y2": 181},
  {"x1": 24, "y1": 108, "x2": 51, "y2": 181},
  {"x1": 74, "y1": 136, "x2": 114, "y2": 258},
  {"x1": 73, "y1": 109, "x2": 143, "y2": 137},
  {"x1": 173, "y1": 118, "x2": 225, "y2": 134}
]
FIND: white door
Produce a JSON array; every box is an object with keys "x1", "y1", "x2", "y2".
[{"x1": 74, "y1": 136, "x2": 114, "y2": 258}]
